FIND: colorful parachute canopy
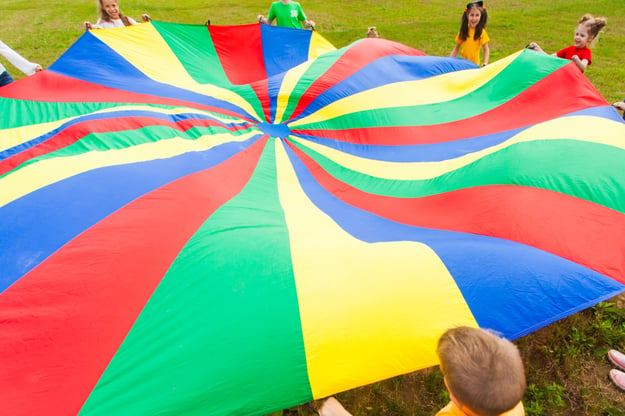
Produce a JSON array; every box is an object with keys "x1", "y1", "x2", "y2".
[{"x1": 1, "y1": 21, "x2": 624, "y2": 416}]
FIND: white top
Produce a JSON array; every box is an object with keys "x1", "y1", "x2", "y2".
[
  {"x1": 0, "y1": 38, "x2": 39, "y2": 76},
  {"x1": 92, "y1": 16, "x2": 138, "y2": 29}
]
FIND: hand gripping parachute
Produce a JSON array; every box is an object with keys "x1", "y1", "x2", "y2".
[{"x1": 1, "y1": 21, "x2": 624, "y2": 416}]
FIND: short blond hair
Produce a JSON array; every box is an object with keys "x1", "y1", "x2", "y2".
[
  {"x1": 366, "y1": 26, "x2": 379, "y2": 38},
  {"x1": 437, "y1": 327, "x2": 526, "y2": 416}
]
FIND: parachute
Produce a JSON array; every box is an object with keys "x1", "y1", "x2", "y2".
[{"x1": 1, "y1": 22, "x2": 624, "y2": 416}]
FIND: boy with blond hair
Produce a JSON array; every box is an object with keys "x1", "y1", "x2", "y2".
[{"x1": 319, "y1": 326, "x2": 526, "y2": 416}]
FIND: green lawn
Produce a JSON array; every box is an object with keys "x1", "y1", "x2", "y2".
[
  {"x1": 2, "y1": 0, "x2": 624, "y2": 104},
  {"x1": 2, "y1": 1, "x2": 624, "y2": 415}
]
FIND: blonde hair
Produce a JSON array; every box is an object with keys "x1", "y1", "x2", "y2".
[
  {"x1": 437, "y1": 327, "x2": 526, "y2": 416},
  {"x1": 578, "y1": 13, "x2": 607, "y2": 47},
  {"x1": 366, "y1": 26, "x2": 379, "y2": 38}
]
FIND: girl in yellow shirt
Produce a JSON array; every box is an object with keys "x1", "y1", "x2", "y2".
[{"x1": 450, "y1": 1, "x2": 490, "y2": 67}]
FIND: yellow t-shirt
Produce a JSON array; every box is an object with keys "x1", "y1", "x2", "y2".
[
  {"x1": 436, "y1": 401, "x2": 525, "y2": 416},
  {"x1": 455, "y1": 28, "x2": 489, "y2": 66}
]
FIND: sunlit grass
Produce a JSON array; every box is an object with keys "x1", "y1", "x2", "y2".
[{"x1": 1, "y1": 0, "x2": 623, "y2": 102}]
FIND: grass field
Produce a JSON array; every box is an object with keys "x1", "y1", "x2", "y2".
[
  {"x1": 2, "y1": 0, "x2": 625, "y2": 104},
  {"x1": 2, "y1": 1, "x2": 625, "y2": 415}
]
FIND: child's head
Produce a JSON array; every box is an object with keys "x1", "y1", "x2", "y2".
[
  {"x1": 459, "y1": 1, "x2": 488, "y2": 41},
  {"x1": 366, "y1": 26, "x2": 379, "y2": 38},
  {"x1": 437, "y1": 327, "x2": 526, "y2": 416},
  {"x1": 98, "y1": 0, "x2": 122, "y2": 22},
  {"x1": 575, "y1": 14, "x2": 607, "y2": 48}
]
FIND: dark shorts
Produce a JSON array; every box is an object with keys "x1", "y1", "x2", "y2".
[{"x1": 0, "y1": 70, "x2": 15, "y2": 87}]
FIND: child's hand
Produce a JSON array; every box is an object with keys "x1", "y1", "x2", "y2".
[
  {"x1": 570, "y1": 55, "x2": 588, "y2": 72},
  {"x1": 83, "y1": 21, "x2": 92, "y2": 31},
  {"x1": 319, "y1": 397, "x2": 352, "y2": 416},
  {"x1": 142, "y1": 14, "x2": 152, "y2": 22},
  {"x1": 306, "y1": 19, "x2": 316, "y2": 29},
  {"x1": 613, "y1": 102, "x2": 625, "y2": 112},
  {"x1": 34, "y1": 64, "x2": 42, "y2": 72},
  {"x1": 257, "y1": 15, "x2": 265, "y2": 23}
]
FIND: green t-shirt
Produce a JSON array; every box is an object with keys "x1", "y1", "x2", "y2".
[{"x1": 267, "y1": 1, "x2": 307, "y2": 29}]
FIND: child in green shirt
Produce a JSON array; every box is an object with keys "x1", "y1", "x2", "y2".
[{"x1": 257, "y1": 0, "x2": 315, "y2": 29}]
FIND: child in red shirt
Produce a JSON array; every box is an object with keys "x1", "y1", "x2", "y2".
[{"x1": 528, "y1": 13, "x2": 606, "y2": 72}]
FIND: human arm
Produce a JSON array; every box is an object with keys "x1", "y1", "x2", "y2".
[
  {"x1": 612, "y1": 101, "x2": 625, "y2": 111},
  {"x1": 318, "y1": 397, "x2": 352, "y2": 416},
  {"x1": 481, "y1": 43, "x2": 489, "y2": 66},
  {"x1": 531, "y1": 42, "x2": 559, "y2": 56},
  {"x1": 259, "y1": 3, "x2": 278, "y2": 25},
  {"x1": 257, "y1": 15, "x2": 273, "y2": 24},
  {"x1": 296, "y1": 3, "x2": 314, "y2": 29},
  {"x1": 450, "y1": 43, "x2": 460, "y2": 57},
  {"x1": 450, "y1": 32, "x2": 462, "y2": 57},
  {"x1": 0, "y1": 38, "x2": 40, "y2": 76},
  {"x1": 571, "y1": 55, "x2": 589, "y2": 72},
  {"x1": 527, "y1": 42, "x2": 546, "y2": 53},
  {"x1": 142, "y1": 14, "x2": 151, "y2": 22},
  {"x1": 89, "y1": 18, "x2": 107, "y2": 29}
]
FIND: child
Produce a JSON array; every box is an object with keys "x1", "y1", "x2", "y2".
[
  {"x1": 436, "y1": 326, "x2": 526, "y2": 415},
  {"x1": 84, "y1": 0, "x2": 151, "y2": 30},
  {"x1": 257, "y1": 0, "x2": 315, "y2": 30},
  {"x1": 528, "y1": 14, "x2": 607, "y2": 73},
  {"x1": 318, "y1": 327, "x2": 526, "y2": 416},
  {"x1": 0, "y1": 38, "x2": 41, "y2": 87},
  {"x1": 366, "y1": 26, "x2": 380, "y2": 38},
  {"x1": 450, "y1": 1, "x2": 489, "y2": 67}
]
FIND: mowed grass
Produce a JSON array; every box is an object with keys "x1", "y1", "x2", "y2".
[
  {"x1": 2, "y1": 1, "x2": 625, "y2": 415},
  {"x1": 1, "y1": 0, "x2": 624, "y2": 102}
]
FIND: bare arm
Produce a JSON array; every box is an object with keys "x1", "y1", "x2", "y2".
[
  {"x1": 257, "y1": 15, "x2": 273, "y2": 25},
  {"x1": 481, "y1": 43, "x2": 490, "y2": 66},
  {"x1": 319, "y1": 397, "x2": 352, "y2": 416},
  {"x1": 450, "y1": 44, "x2": 460, "y2": 57},
  {"x1": 0, "y1": 38, "x2": 41, "y2": 75},
  {"x1": 571, "y1": 55, "x2": 588, "y2": 72},
  {"x1": 613, "y1": 101, "x2": 625, "y2": 111},
  {"x1": 527, "y1": 42, "x2": 545, "y2": 53}
]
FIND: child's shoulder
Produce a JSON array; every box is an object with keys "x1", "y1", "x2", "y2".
[{"x1": 435, "y1": 402, "x2": 464, "y2": 416}]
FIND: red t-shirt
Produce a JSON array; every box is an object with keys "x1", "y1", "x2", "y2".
[{"x1": 556, "y1": 46, "x2": 592, "y2": 66}]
